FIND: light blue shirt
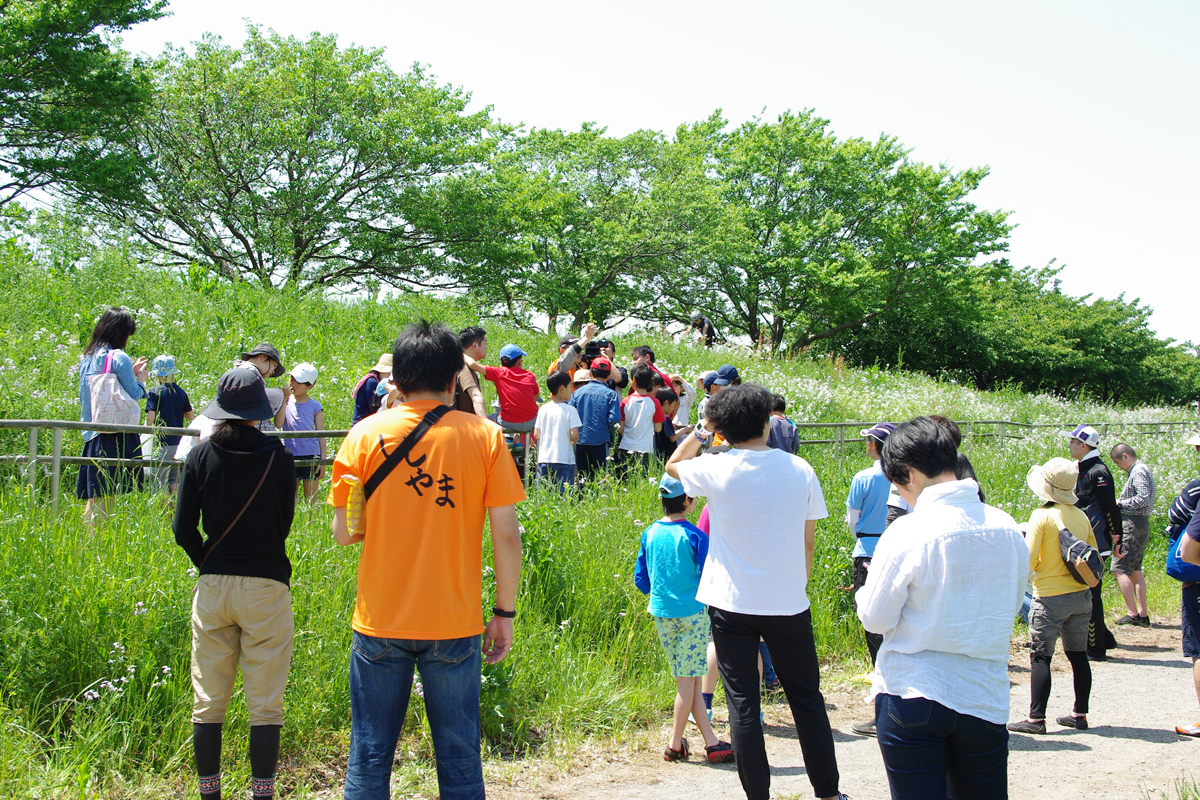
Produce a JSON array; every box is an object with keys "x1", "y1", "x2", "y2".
[
  {"x1": 77, "y1": 348, "x2": 146, "y2": 442},
  {"x1": 847, "y1": 461, "x2": 891, "y2": 558},
  {"x1": 633, "y1": 519, "x2": 709, "y2": 618}
]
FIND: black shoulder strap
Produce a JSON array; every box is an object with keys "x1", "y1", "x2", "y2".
[{"x1": 363, "y1": 405, "x2": 451, "y2": 502}]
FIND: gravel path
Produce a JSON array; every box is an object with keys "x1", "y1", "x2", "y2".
[{"x1": 495, "y1": 621, "x2": 1198, "y2": 800}]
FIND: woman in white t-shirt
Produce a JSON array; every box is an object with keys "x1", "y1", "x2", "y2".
[{"x1": 666, "y1": 384, "x2": 845, "y2": 800}]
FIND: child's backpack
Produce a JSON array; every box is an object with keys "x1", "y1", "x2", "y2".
[
  {"x1": 1166, "y1": 528, "x2": 1200, "y2": 583},
  {"x1": 1058, "y1": 526, "x2": 1103, "y2": 588}
]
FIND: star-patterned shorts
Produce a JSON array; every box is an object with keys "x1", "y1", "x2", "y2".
[{"x1": 653, "y1": 611, "x2": 710, "y2": 677}]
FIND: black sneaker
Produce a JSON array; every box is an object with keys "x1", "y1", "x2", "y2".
[
  {"x1": 850, "y1": 719, "x2": 877, "y2": 737},
  {"x1": 1087, "y1": 651, "x2": 1108, "y2": 662},
  {"x1": 1114, "y1": 614, "x2": 1139, "y2": 626},
  {"x1": 1056, "y1": 715, "x2": 1088, "y2": 730},
  {"x1": 1007, "y1": 719, "x2": 1047, "y2": 734},
  {"x1": 1135, "y1": 615, "x2": 1151, "y2": 627}
]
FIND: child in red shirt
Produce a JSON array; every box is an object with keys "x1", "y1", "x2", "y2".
[{"x1": 470, "y1": 344, "x2": 539, "y2": 433}]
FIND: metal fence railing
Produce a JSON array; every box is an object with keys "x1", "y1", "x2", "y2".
[{"x1": 2, "y1": 418, "x2": 1197, "y2": 512}]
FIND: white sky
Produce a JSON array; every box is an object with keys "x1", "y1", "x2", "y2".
[{"x1": 120, "y1": 0, "x2": 1199, "y2": 344}]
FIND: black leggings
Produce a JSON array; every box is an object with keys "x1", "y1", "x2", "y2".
[{"x1": 1029, "y1": 651, "x2": 1091, "y2": 720}]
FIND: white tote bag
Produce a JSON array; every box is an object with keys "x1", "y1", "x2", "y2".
[{"x1": 89, "y1": 350, "x2": 140, "y2": 427}]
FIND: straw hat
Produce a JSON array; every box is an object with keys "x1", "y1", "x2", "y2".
[
  {"x1": 370, "y1": 353, "x2": 393, "y2": 374},
  {"x1": 1026, "y1": 457, "x2": 1079, "y2": 505}
]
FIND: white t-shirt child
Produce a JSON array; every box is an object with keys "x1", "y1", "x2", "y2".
[
  {"x1": 619, "y1": 393, "x2": 666, "y2": 454},
  {"x1": 534, "y1": 399, "x2": 582, "y2": 466}
]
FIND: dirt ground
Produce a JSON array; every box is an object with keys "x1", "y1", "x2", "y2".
[{"x1": 491, "y1": 620, "x2": 1199, "y2": 800}]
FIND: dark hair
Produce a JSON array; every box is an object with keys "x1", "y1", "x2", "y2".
[
  {"x1": 84, "y1": 306, "x2": 137, "y2": 356},
  {"x1": 210, "y1": 419, "x2": 254, "y2": 447},
  {"x1": 392, "y1": 319, "x2": 464, "y2": 395},
  {"x1": 655, "y1": 387, "x2": 679, "y2": 408},
  {"x1": 546, "y1": 370, "x2": 571, "y2": 395},
  {"x1": 1110, "y1": 443, "x2": 1136, "y2": 460},
  {"x1": 630, "y1": 362, "x2": 654, "y2": 391},
  {"x1": 881, "y1": 416, "x2": 960, "y2": 487},
  {"x1": 650, "y1": 371, "x2": 666, "y2": 389},
  {"x1": 705, "y1": 384, "x2": 771, "y2": 444},
  {"x1": 590, "y1": 363, "x2": 611, "y2": 379},
  {"x1": 458, "y1": 326, "x2": 486, "y2": 350},
  {"x1": 771, "y1": 393, "x2": 787, "y2": 413},
  {"x1": 927, "y1": 415, "x2": 962, "y2": 448},
  {"x1": 661, "y1": 493, "x2": 689, "y2": 515},
  {"x1": 631, "y1": 345, "x2": 655, "y2": 362}
]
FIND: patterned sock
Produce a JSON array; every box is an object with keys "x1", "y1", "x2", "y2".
[
  {"x1": 198, "y1": 773, "x2": 221, "y2": 800},
  {"x1": 702, "y1": 692, "x2": 713, "y2": 710},
  {"x1": 251, "y1": 775, "x2": 275, "y2": 799}
]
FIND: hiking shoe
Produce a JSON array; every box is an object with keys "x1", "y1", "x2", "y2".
[
  {"x1": 1006, "y1": 719, "x2": 1047, "y2": 734},
  {"x1": 1135, "y1": 615, "x2": 1151, "y2": 627},
  {"x1": 1087, "y1": 651, "x2": 1108, "y2": 662},
  {"x1": 705, "y1": 740, "x2": 734, "y2": 763},
  {"x1": 663, "y1": 738, "x2": 689, "y2": 761},
  {"x1": 1115, "y1": 614, "x2": 1140, "y2": 626},
  {"x1": 850, "y1": 719, "x2": 877, "y2": 737},
  {"x1": 1057, "y1": 715, "x2": 1088, "y2": 730}
]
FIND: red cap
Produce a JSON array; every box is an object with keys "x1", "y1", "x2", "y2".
[{"x1": 590, "y1": 357, "x2": 613, "y2": 372}]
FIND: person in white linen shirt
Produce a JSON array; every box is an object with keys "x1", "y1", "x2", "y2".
[
  {"x1": 667, "y1": 384, "x2": 846, "y2": 800},
  {"x1": 856, "y1": 416, "x2": 1027, "y2": 800}
]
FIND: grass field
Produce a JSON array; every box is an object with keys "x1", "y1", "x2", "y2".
[{"x1": 1, "y1": 249, "x2": 1199, "y2": 797}]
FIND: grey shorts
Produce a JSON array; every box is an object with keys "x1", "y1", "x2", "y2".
[
  {"x1": 1029, "y1": 590, "x2": 1092, "y2": 657},
  {"x1": 1112, "y1": 515, "x2": 1150, "y2": 575}
]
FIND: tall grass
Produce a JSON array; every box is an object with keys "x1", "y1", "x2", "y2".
[{"x1": 1, "y1": 248, "x2": 1199, "y2": 796}]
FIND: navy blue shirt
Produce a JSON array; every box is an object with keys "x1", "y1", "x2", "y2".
[
  {"x1": 569, "y1": 380, "x2": 620, "y2": 446},
  {"x1": 146, "y1": 383, "x2": 193, "y2": 445},
  {"x1": 655, "y1": 417, "x2": 677, "y2": 460},
  {"x1": 352, "y1": 374, "x2": 381, "y2": 426}
]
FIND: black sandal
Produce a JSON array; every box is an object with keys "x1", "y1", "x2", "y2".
[{"x1": 663, "y1": 737, "x2": 689, "y2": 761}]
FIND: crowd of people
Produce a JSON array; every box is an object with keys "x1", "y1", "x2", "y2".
[{"x1": 68, "y1": 306, "x2": 1200, "y2": 800}]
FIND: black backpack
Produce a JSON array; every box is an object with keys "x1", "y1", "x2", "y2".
[{"x1": 1059, "y1": 527, "x2": 1102, "y2": 588}]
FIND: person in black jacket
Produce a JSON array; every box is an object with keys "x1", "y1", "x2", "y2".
[
  {"x1": 1061, "y1": 423, "x2": 1123, "y2": 661},
  {"x1": 174, "y1": 369, "x2": 296, "y2": 800}
]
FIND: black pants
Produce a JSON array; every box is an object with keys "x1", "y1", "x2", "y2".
[
  {"x1": 575, "y1": 443, "x2": 608, "y2": 481},
  {"x1": 710, "y1": 607, "x2": 840, "y2": 800},
  {"x1": 852, "y1": 556, "x2": 884, "y2": 665},
  {"x1": 1088, "y1": 558, "x2": 1117, "y2": 655}
]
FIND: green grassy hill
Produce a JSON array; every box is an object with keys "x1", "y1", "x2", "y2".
[{"x1": 1, "y1": 249, "x2": 1199, "y2": 797}]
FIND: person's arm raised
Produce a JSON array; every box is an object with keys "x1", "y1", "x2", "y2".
[{"x1": 665, "y1": 420, "x2": 709, "y2": 479}]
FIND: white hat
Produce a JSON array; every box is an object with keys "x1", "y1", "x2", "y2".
[
  {"x1": 1187, "y1": 433, "x2": 1200, "y2": 447},
  {"x1": 289, "y1": 362, "x2": 319, "y2": 384},
  {"x1": 1058, "y1": 423, "x2": 1100, "y2": 448}
]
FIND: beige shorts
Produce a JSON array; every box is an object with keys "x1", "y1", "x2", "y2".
[{"x1": 191, "y1": 574, "x2": 294, "y2": 726}]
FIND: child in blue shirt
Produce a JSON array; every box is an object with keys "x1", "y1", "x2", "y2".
[
  {"x1": 144, "y1": 355, "x2": 194, "y2": 494},
  {"x1": 634, "y1": 474, "x2": 733, "y2": 764},
  {"x1": 283, "y1": 362, "x2": 325, "y2": 503}
]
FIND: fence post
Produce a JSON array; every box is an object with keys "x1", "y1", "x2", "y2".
[
  {"x1": 26, "y1": 427, "x2": 38, "y2": 491},
  {"x1": 998, "y1": 421, "x2": 1006, "y2": 449},
  {"x1": 50, "y1": 427, "x2": 63, "y2": 515},
  {"x1": 837, "y1": 424, "x2": 845, "y2": 469}
]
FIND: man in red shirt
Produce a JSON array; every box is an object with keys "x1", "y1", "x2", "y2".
[{"x1": 470, "y1": 344, "x2": 539, "y2": 433}]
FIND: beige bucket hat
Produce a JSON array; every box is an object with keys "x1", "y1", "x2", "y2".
[
  {"x1": 1026, "y1": 457, "x2": 1079, "y2": 505},
  {"x1": 370, "y1": 353, "x2": 393, "y2": 374}
]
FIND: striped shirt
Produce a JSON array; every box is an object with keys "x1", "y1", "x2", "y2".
[{"x1": 1169, "y1": 478, "x2": 1200, "y2": 530}]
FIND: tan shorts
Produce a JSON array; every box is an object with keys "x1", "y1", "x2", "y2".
[{"x1": 191, "y1": 574, "x2": 294, "y2": 726}]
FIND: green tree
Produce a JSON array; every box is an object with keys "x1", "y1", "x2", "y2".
[
  {"x1": 679, "y1": 111, "x2": 1011, "y2": 353},
  {"x1": 449, "y1": 120, "x2": 718, "y2": 334},
  {"x1": 0, "y1": 0, "x2": 164, "y2": 204},
  {"x1": 87, "y1": 26, "x2": 501, "y2": 292}
]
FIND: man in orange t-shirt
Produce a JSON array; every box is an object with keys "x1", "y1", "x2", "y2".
[{"x1": 329, "y1": 320, "x2": 525, "y2": 800}]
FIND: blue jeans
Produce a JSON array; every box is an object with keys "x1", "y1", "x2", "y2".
[
  {"x1": 535, "y1": 462, "x2": 576, "y2": 493},
  {"x1": 344, "y1": 631, "x2": 484, "y2": 800},
  {"x1": 875, "y1": 693, "x2": 1009, "y2": 800}
]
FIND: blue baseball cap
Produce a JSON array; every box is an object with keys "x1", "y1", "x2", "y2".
[
  {"x1": 712, "y1": 364, "x2": 739, "y2": 386},
  {"x1": 659, "y1": 473, "x2": 686, "y2": 499},
  {"x1": 499, "y1": 344, "x2": 526, "y2": 362},
  {"x1": 151, "y1": 355, "x2": 179, "y2": 377}
]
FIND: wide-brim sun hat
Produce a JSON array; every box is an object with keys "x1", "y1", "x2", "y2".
[
  {"x1": 239, "y1": 343, "x2": 285, "y2": 377},
  {"x1": 1026, "y1": 457, "x2": 1079, "y2": 505},
  {"x1": 204, "y1": 368, "x2": 275, "y2": 421},
  {"x1": 371, "y1": 353, "x2": 393, "y2": 374}
]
